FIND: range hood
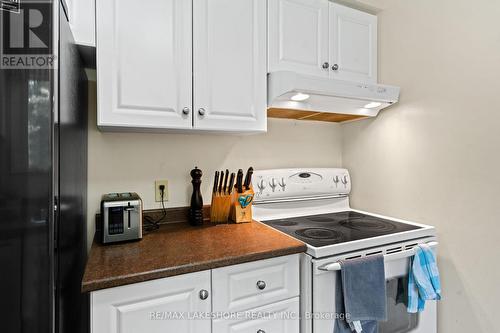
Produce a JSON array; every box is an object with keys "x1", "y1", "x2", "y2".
[{"x1": 267, "y1": 71, "x2": 400, "y2": 123}]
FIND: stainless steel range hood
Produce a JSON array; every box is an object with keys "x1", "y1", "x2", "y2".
[{"x1": 267, "y1": 71, "x2": 400, "y2": 122}]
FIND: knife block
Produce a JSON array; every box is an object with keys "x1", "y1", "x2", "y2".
[
  {"x1": 230, "y1": 187, "x2": 254, "y2": 224},
  {"x1": 210, "y1": 193, "x2": 232, "y2": 224}
]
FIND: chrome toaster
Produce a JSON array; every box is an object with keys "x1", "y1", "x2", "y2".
[{"x1": 100, "y1": 192, "x2": 143, "y2": 244}]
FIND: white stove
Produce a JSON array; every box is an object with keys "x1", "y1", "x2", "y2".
[{"x1": 251, "y1": 168, "x2": 438, "y2": 333}]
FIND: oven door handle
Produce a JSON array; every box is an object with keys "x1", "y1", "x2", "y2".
[{"x1": 318, "y1": 241, "x2": 439, "y2": 272}]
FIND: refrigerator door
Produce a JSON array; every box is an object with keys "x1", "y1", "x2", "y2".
[
  {"x1": 0, "y1": 1, "x2": 56, "y2": 332},
  {"x1": 56, "y1": 5, "x2": 88, "y2": 333}
]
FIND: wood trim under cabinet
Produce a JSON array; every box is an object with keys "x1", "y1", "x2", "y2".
[{"x1": 267, "y1": 108, "x2": 367, "y2": 123}]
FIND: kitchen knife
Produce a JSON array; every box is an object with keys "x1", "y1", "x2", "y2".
[
  {"x1": 236, "y1": 169, "x2": 244, "y2": 193},
  {"x1": 223, "y1": 169, "x2": 229, "y2": 194},
  {"x1": 213, "y1": 171, "x2": 219, "y2": 194},
  {"x1": 228, "y1": 172, "x2": 235, "y2": 194},
  {"x1": 243, "y1": 167, "x2": 253, "y2": 190},
  {"x1": 218, "y1": 170, "x2": 224, "y2": 194}
]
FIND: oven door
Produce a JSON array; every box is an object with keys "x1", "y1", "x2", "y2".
[{"x1": 311, "y1": 242, "x2": 437, "y2": 333}]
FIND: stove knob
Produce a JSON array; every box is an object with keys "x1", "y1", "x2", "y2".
[
  {"x1": 341, "y1": 175, "x2": 348, "y2": 187},
  {"x1": 333, "y1": 175, "x2": 340, "y2": 187},
  {"x1": 269, "y1": 178, "x2": 277, "y2": 192},
  {"x1": 278, "y1": 177, "x2": 286, "y2": 191},
  {"x1": 257, "y1": 179, "x2": 267, "y2": 194}
]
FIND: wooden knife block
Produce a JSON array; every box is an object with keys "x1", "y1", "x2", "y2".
[
  {"x1": 210, "y1": 193, "x2": 232, "y2": 224},
  {"x1": 229, "y1": 187, "x2": 254, "y2": 224}
]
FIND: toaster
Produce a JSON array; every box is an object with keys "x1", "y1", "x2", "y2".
[{"x1": 100, "y1": 192, "x2": 143, "y2": 244}]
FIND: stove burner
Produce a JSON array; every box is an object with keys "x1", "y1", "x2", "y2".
[
  {"x1": 339, "y1": 218, "x2": 397, "y2": 232},
  {"x1": 272, "y1": 220, "x2": 299, "y2": 227},
  {"x1": 295, "y1": 228, "x2": 343, "y2": 240}
]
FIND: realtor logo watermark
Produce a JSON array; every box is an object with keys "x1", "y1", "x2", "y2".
[{"x1": 1, "y1": 0, "x2": 56, "y2": 69}]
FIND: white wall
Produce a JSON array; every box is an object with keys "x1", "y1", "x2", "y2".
[
  {"x1": 342, "y1": 0, "x2": 500, "y2": 332},
  {"x1": 87, "y1": 81, "x2": 343, "y2": 248}
]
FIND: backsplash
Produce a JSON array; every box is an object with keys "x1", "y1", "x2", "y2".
[{"x1": 86, "y1": 81, "x2": 343, "y2": 249}]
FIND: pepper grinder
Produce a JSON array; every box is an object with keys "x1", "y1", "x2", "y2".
[{"x1": 189, "y1": 167, "x2": 204, "y2": 226}]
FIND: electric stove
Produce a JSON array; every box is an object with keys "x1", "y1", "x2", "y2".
[
  {"x1": 251, "y1": 168, "x2": 438, "y2": 333},
  {"x1": 251, "y1": 168, "x2": 436, "y2": 258}
]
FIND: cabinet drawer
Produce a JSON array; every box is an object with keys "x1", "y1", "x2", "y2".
[
  {"x1": 91, "y1": 270, "x2": 211, "y2": 333},
  {"x1": 212, "y1": 254, "x2": 299, "y2": 312},
  {"x1": 213, "y1": 297, "x2": 300, "y2": 333}
]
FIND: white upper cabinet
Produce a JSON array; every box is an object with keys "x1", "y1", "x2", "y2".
[
  {"x1": 268, "y1": 0, "x2": 377, "y2": 84},
  {"x1": 96, "y1": 0, "x2": 266, "y2": 132},
  {"x1": 91, "y1": 271, "x2": 211, "y2": 333},
  {"x1": 97, "y1": 0, "x2": 192, "y2": 130},
  {"x1": 65, "y1": 0, "x2": 96, "y2": 46},
  {"x1": 193, "y1": 0, "x2": 267, "y2": 132},
  {"x1": 329, "y1": 2, "x2": 377, "y2": 83},
  {"x1": 268, "y1": 0, "x2": 329, "y2": 77}
]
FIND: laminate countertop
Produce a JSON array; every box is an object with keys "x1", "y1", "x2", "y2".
[{"x1": 82, "y1": 221, "x2": 306, "y2": 292}]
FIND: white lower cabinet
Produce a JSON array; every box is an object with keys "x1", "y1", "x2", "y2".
[
  {"x1": 90, "y1": 255, "x2": 300, "y2": 333},
  {"x1": 91, "y1": 270, "x2": 211, "y2": 333},
  {"x1": 212, "y1": 297, "x2": 300, "y2": 333}
]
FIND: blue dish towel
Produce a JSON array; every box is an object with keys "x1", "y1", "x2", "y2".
[
  {"x1": 334, "y1": 254, "x2": 387, "y2": 333},
  {"x1": 407, "y1": 244, "x2": 442, "y2": 313}
]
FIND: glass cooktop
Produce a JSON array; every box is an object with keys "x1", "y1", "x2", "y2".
[{"x1": 262, "y1": 211, "x2": 422, "y2": 247}]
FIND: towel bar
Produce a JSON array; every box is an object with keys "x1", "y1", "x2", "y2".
[{"x1": 318, "y1": 241, "x2": 438, "y2": 272}]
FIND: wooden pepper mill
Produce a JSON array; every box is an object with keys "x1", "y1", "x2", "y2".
[{"x1": 189, "y1": 167, "x2": 204, "y2": 226}]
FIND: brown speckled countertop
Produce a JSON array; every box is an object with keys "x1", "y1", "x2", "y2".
[{"x1": 82, "y1": 221, "x2": 306, "y2": 292}]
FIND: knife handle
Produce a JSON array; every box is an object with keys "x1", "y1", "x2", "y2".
[
  {"x1": 244, "y1": 167, "x2": 253, "y2": 190},
  {"x1": 228, "y1": 172, "x2": 235, "y2": 194},
  {"x1": 223, "y1": 169, "x2": 229, "y2": 194},
  {"x1": 213, "y1": 171, "x2": 219, "y2": 194},
  {"x1": 218, "y1": 170, "x2": 224, "y2": 193},
  {"x1": 236, "y1": 169, "x2": 244, "y2": 193}
]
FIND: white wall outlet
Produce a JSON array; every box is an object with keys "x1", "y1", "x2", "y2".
[{"x1": 155, "y1": 180, "x2": 169, "y2": 202}]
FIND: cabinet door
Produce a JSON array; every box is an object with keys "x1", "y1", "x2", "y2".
[
  {"x1": 91, "y1": 271, "x2": 211, "y2": 333},
  {"x1": 67, "y1": 0, "x2": 95, "y2": 46},
  {"x1": 329, "y1": 3, "x2": 377, "y2": 83},
  {"x1": 268, "y1": 0, "x2": 329, "y2": 77},
  {"x1": 193, "y1": 0, "x2": 267, "y2": 132},
  {"x1": 96, "y1": 0, "x2": 192, "y2": 130}
]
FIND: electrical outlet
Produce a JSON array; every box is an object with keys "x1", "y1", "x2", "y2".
[{"x1": 155, "y1": 180, "x2": 169, "y2": 202}]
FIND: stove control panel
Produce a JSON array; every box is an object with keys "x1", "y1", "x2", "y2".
[{"x1": 252, "y1": 168, "x2": 351, "y2": 202}]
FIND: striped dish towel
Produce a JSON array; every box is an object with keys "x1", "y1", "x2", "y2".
[{"x1": 407, "y1": 243, "x2": 442, "y2": 313}]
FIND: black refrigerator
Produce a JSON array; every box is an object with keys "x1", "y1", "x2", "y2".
[{"x1": 0, "y1": 1, "x2": 88, "y2": 332}]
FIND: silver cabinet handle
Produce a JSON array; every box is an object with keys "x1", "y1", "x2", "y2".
[
  {"x1": 257, "y1": 330, "x2": 266, "y2": 333},
  {"x1": 256, "y1": 280, "x2": 266, "y2": 290},
  {"x1": 322, "y1": 62, "x2": 329, "y2": 69},
  {"x1": 199, "y1": 289, "x2": 209, "y2": 300},
  {"x1": 182, "y1": 107, "x2": 190, "y2": 115},
  {"x1": 331, "y1": 64, "x2": 339, "y2": 71},
  {"x1": 198, "y1": 108, "x2": 206, "y2": 116}
]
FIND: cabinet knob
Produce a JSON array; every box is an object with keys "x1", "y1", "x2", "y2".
[
  {"x1": 182, "y1": 107, "x2": 190, "y2": 115},
  {"x1": 331, "y1": 64, "x2": 339, "y2": 71},
  {"x1": 198, "y1": 108, "x2": 206, "y2": 116},
  {"x1": 322, "y1": 62, "x2": 329, "y2": 69},
  {"x1": 199, "y1": 289, "x2": 209, "y2": 300},
  {"x1": 257, "y1": 330, "x2": 266, "y2": 333},
  {"x1": 256, "y1": 280, "x2": 266, "y2": 290}
]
